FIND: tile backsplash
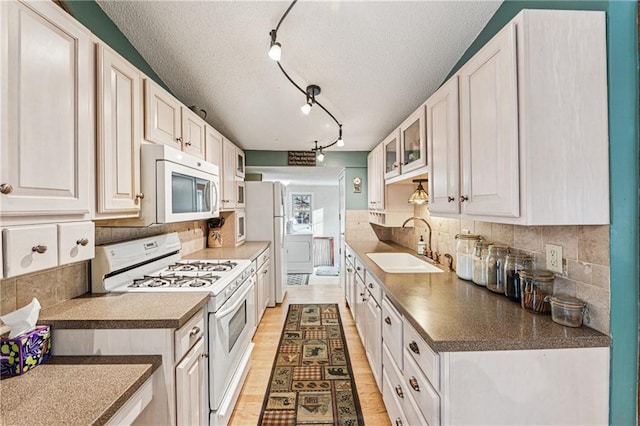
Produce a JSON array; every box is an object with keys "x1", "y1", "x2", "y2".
[
  {"x1": 376, "y1": 204, "x2": 611, "y2": 334},
  {"x1": 0, "y1": 220, "x2": 208, "y2": 320}
]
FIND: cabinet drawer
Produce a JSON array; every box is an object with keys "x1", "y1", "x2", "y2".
[
  {"x1": 383, "y1": 345, "x2": 425, "y2": 426},
  {"x1": 403, "y1": 319, "x2": 439, "y2": 390},
  {"x1": 382, "y1": 368, "x2": 407, "y2": 426},
  {"x1": 404, "y1": 348, "x2": 440, "y2": 426},
  {"x1": 382, "y1": 298, "x2": 403, "y2": 371},
  {"x1": 57, "y1": 221, "x2": 95, "y2": 265},
  {"x1": 256, "y1": 248, "x2": 269, "y2": 270},
  {"x1": 175, "y1": 310, "x2": 205, "y2": 361},
  {"x1": 365, "y1": 273, "x2": 382, "y2": 304},
  {"x1": 2, "y1": 225, "x2": 58, "y2": 277}
]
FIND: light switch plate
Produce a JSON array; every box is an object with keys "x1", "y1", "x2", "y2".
[{"x1": 545, "y1": 244, "x2": 563, "y2": 274}]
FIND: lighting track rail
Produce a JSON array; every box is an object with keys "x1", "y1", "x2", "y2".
[{"x1": 268, "y1": 0, "x2": 344, "y2": 160}]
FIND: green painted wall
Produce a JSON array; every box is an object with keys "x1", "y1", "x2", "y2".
[
  {"x1": 245, "y1": 150, "x2": 368, "y2": 168},
  {"x1": 343, "y1": 167, "x2": 368, "y2": 210},
  {"x1": 65, "y1": 1, "x2": 171, "y2": 92},
  {"x1": 447, "y1": 1, "x2": 638, "y2": 423}
]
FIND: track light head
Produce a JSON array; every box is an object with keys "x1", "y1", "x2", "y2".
[
  {"x1": 317, "y1": 150, "x2": 325, "y2": 162},
  {"x1": 268, "y1": 30, "x2": 281, "y2": 61},
  {"x1": 300, "y1": 102, "x2": 312, "y2": 115},
  {"x1": 336, "y1": 125, "x2": 344, "y2": 147}
]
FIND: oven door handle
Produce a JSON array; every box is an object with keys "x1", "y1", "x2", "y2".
[{"x1": 215, "y1": 278, "x2": 254, "y2": 318}]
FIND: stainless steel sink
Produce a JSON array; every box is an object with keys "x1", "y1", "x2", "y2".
[{"x1": 365, "y1": 252, "x2": 443, "y2": 274}]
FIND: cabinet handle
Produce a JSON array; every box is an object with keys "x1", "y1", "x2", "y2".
[
  {"x1": 0, "y1": 183, "x2": 13, "y2": 194},
  {"x1": 201, "y1": 352, "x2": 210, "y2": 358},
  {"x1": 368, "y1": 283, "x2": 373, "y2": 289},
  {"x1": 356, "y1": 266, "x2": 361, "y2": 271},
  {"x1": 359, "y1": 292, "x2": 365, "y2": 297},
  {"x1": 76, "y1": 238, "x2": 89, "y2": 246},
  {"x1": 394, "y1": 384, "x2": 404, "y2": 398},
  {"x1": 460, "y1": 195, "x2": 469, "y2": 202},
  {"x1": 409, "y1": 376, "x2": 420, "y2": 392},
  {"x1": 135, "y1": 193, "x2": 145, "y2": 205},
  {"x1": 447, "y1": 196, "x2": 455, "y2": 202},
  {"x1": 395, "y1": 418, "x2": 404, "y2": 426},
  {"x1": 262, "y1": 269, "x2": 268, "y2": 274},
  {"x1": 176, "y1": 136, "x2": 183, "y2": 143},
  {"x1": 384, "y1": 316, "x2": 391, "y2": 325},
  {"x1": 185, "y1": 140, "x2": 192, "y2": 146},
  {"x1": 189, "y1": 326, "x2": 201, "y2": 337},
  {"x1": 409, "y1": 341, "x2": 420, "y2": 355},
  {"x1": 31, "y1": 245, "x2": 47, "y2": 254},
  {"x1": 346, "y1": 268, "x2": 352, "y2": 272}
]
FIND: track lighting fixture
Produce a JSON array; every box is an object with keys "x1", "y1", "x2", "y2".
[
  {"x1": 269, "y1": 0, "x2": 345, "y2": 156},
  {"x1": 408, "y1": 179, "x2": 429, "y2": 205},
  {"x1": 268, "y1": 30, "x2": 281, "y2": 61}
]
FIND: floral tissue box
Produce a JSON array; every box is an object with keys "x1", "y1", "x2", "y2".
[{"x1": 0, "y1": 325, "x2": 51, "y2": 378}]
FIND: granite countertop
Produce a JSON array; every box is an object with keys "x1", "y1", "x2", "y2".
[
  {"x1": 185, "y1": 240, "x2": 270, "y2": 261},
  {"x1": 346, "y1": 240, "x2": 611, "y2": 352},
  {"x1": 38, "y1": 293, "x2": 209, "y2": 329},
  {"x1": 1, "y1": 355, "x2": 161, "y2": 426}
]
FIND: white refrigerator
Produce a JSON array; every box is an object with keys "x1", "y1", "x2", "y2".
[{"x1": 245, "y1": 181, "x2": 287, "y2": 306}]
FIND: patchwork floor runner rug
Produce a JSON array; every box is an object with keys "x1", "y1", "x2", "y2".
[{"x1": 258, "y1": 304, "x2": 364, "y2": 425}]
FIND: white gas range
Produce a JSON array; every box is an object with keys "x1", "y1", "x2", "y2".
[{"x1": 92, "y1": 233, "x2": 255, "y2": 426}]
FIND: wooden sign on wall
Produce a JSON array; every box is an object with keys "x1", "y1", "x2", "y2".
[{"x1": 288, "y1": 151, "x2": 316, "y2": 166}]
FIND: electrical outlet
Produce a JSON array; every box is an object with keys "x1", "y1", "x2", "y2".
[{"x1": 545, "y1": 244, "x2": 563, "y2": 274}]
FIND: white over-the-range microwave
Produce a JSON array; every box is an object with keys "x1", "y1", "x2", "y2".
[{"x1": 136, "y1": 144, "x2": 220, "y2": 225}]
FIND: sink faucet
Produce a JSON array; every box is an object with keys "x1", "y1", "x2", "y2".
[{"x1": 402, "y1": 217, "x2": 433, "y2": 260}]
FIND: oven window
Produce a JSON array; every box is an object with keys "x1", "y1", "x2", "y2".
[
  {"x1": 171, "y1": 172, "x2": 211, "y2": 213},
  {"x1": 228, "y1": 300, "x2": 247, "y2": 352}
]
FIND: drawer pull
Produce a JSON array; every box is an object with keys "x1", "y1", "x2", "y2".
[
  {"x1": 395, "y1": 418, "x2": 404, "y2": 426},
  {"x1": 202, "y1": 352, "x2": 210, "y2": 358},
  {"x1": 347, "y1": 268, "x2": 352, "y2": 272},
  {"x1": 135, "y1": 193, "x2": 144, "y2": 204},
  {"x1": 356, "y1": 266, "x2": 361, "y2": 271},
  {"x1": 0, "y1": 183, "x2": 13, "y2": 194},
  {"x1": 31, "y1": 245, "x2": 47, "y2": 254},
  {"x1": 409, "y1": 376, "x2": 420, "y2": 392},
  {"x1": 368, "y1": 283, "x2": 373, "y2": 289},
  {"x1": 460, "y1": 195, "x2": 469, "y2": 202},
  {"x1": 409, "y1": 341, "x2": 420, "y2": 355},
  {"x1": 394, "y1": 384, "x2": 404, "y2": 398},
  {"x1": 384, "y1": 316, "x2": 391, "y2": 325},
  {"x1": 189, "y1": 326, "x2": 201, "y2": 337},
  {"x1": 76, "y1": 238, "x2": 89, "y2": 246},
  {"x1": 447, "y1": 196, "x2": 455, "y2": 202}
]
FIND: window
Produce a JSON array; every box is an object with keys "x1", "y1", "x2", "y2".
[{"x1": 291, "y1": 194, "x2": 312, "y2": 229}]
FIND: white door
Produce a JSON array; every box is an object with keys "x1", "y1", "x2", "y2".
[
  {"x1": 1, "y1": 0, "x2": 92, "y2": 216},
  {"x1": 427, "y1": 76, "x2": 460, "y2": 214},
  {"x1": 144, "y1": 79, "x2": 181, "y2": 149},
  {"x1": 96, "y1": 44, "x2": 142, "y2": 215},
  {"x1": 459, "y1": 23, "x2": 520, "y2": 218},
  {"x1": 175, "y1": 338, "x2": 206, "y2": 426}
]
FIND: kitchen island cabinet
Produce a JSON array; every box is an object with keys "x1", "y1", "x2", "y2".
[
  {"x1": 346, "y1": 239, "x2": 610, "y2": 425},
  {"x1": 0, "y1": 355, "x2": 161, "y2": 426},
  {"x1": 39, "y1": 293, "x2": 209, "y2": 426}
]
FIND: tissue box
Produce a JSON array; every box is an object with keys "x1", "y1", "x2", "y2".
[{"x1": 1, "y1": 325, "x2": 51, "y2": 378}]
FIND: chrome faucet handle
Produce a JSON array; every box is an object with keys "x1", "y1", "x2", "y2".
[{"x1": 443, "y1": 254, "x2": 454, "y2": 272}]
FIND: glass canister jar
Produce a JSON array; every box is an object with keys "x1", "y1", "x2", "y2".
[
  {"x1": 503, "y1": 253, "x2": 534, "y2": 302},
  {"x1": 471, "y1": 241, "x2": 491, "y2": 286},
  {"x1": 519, "y1": 269, "x2": 554, "y2": 314},
  {"x1": 455, "y1": 234, "x2": 482, "y2": 280},
  {"x1": 486, "y1": 244, "x2": 509, "y2": 294}
]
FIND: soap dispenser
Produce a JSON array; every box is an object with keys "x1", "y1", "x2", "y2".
[{"x1": 417, "y1": 235, "x2": 426, "y2": 255}]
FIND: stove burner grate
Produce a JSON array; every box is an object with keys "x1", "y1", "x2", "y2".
[
  {"x1": 129, "y1": 272, "x2": 220, "y2": 288},
  {"x1": 167, "y1": 260, "x2": 238, "y2": 273}
]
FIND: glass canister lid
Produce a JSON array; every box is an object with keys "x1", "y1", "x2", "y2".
[
  {"x1": 548, "y1": 294, "x2": 586, "y2": 308},
  {"x1": 455, "y1": 233, "x2": 482, "y2": 240},
  {"x1": 519, "y1": 269, "x2": 555, "y2": 281}
]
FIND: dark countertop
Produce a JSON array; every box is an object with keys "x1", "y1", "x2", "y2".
[
  {"x1": 1, "y1": 355, "x2": 161, "y2": 426},
  {"x1": 184, "y1": 241, "x2": 270, "y2": 261},
  {"x1": 38, "y1": 293, "x2": 209, "y2": 329},
  {"x1": 346, "y1": 240, "x2": 611, "y2": 352}
]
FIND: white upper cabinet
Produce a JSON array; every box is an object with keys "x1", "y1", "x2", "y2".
[
  {"x1": 236, "y1": 149, "x2": 245, "y2": 179},
  {"x1": 95, "y1": 43, "x2": 142, "y2": 217},
  {"x1": 0, "y1": 0, "x2": 93, "y2": 222},
  {"x1": 398, "y1": 105, "x2": 427, "y2": 175},
  {"x1": 367, "y1": 143, "x2": 384, "y2": 211},
  {"x1": 206, "y1": 125, "x2": 223, "y2": 169},
  {"x1": 429, "y1": 9, "x2": 609, "y2": 225},
  {"x1": 383, "y1": 129, "x2": 401, "y2": 180},
  {"x1": 426, "y1": 76, "x2": 460, "y2": 215},
  {"x1": 144, "y1": 79, "x2": 206, "y2": 159},
  {"x1": 221, "y1": 138, "x2": 238, "y2": 210},
  {"x1": 181, "y1": 107, "x2": 206, "y2": 159},
  {"x1": 459, "y1": 22, "x2": 519, "y2": 218},
  {"x1": 144, "y1": 79, "x2": 182, "y2": 150}
]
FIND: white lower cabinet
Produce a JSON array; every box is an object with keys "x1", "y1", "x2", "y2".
[
  {"x1": 51, "y1": 309, "x2": 207, "y2": 426},
  {"x1": 255, "y1": 248, "x2": 271, "y2": 324}
]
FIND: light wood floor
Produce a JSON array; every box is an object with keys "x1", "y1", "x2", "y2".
[{"x1": 229, "y1": 283, "x2": 390, "y2": 425}]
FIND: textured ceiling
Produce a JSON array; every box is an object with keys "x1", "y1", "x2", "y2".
[{"x1": 97, "y1": 0, "x2": 501, "y2": 155}]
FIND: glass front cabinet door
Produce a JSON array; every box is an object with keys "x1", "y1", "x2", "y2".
[
  {"x1": 399, "y1": 105, "x2": 427, "y2": 174},
  {"x1": 383, "y1": 129, "x2": 401, "y2": 180}
]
